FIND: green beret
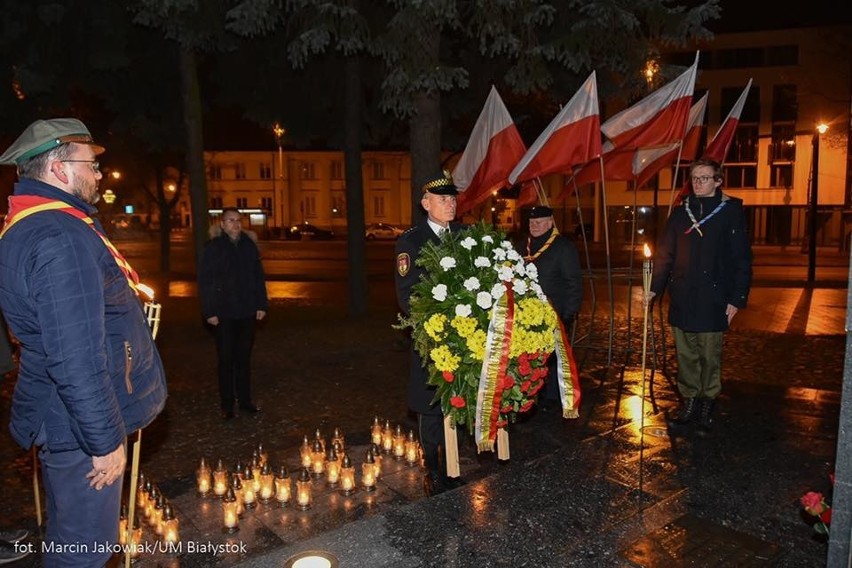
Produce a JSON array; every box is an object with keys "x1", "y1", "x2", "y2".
[{"x1": 0, "y1": 118, "x2": 105, "y2": 165}]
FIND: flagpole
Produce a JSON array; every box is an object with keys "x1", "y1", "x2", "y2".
[
  {"x1": 666, "y1": 142, "x2": 687, "y2": 217},
  {"x1": 597, "y1": 155, "x2": 614, "y2": 367}
]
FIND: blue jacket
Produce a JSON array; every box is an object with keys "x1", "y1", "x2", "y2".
[{"x1": 0, "y1": 178, "x2": 167, "y2": 454}]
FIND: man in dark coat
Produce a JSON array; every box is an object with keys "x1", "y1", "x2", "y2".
[
  {"x1": 199, "y1": 207, "x2": 269, "y2": 419},
  {"x1": 521, "y1": 205, "x2": 583, "y2": 409},
  {"x1": 0, "y1": 118, "x2": 167, "y2": 567},
  {"x1": 395, "y1": 171, "x2": 465, "y2": 495},
  {"x1": 649, "y1": 159, "x2": 752, "y2": 434}
]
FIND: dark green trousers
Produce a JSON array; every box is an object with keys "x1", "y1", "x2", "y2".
[{"x1": 672, "y1": 326, "x2": 724, "y2": 398}]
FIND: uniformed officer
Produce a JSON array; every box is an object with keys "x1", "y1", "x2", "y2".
[{"x1": 394, "y1": 171, "x2": 466, "y2": 495}]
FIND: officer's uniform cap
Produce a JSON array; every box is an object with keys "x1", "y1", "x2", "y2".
[
  {"x1": 528, "y1": 205, "x2": 554, "y2": 219},
  {"x1": 0, "y1": 118, "x2": 105, "y2": 165},
  {"x1": 421, "y1": 170, "x2": 458, "y2": 196}
]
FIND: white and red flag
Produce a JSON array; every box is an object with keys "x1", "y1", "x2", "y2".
[
  {"x1": 633, "y1": 92, "x2": 708, "y2": 187},
  {"x1": 600, "y1": 52, "x2": 699, "y2": 150},
  {"x1": 453, "y1": 86, "x2": 527, "y2": 215},
  {"x1": 672, "y1": 79, "x2": 752, "y2": 206},
  {"x1": 509, "y1": 71, "x2": 601, "y2": 205}
]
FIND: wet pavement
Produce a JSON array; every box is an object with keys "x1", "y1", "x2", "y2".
[{"x1": 0, "y1": 245, "x2": 847, "y2": 567}]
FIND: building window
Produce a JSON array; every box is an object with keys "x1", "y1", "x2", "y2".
[
  {"x1": 210, "y1": 165, "x2": 223, "y2": 180},
  {"x1": 770, "y1": 164, "x2": 793, "y2": 188},
  {"x1": 331, "y1": 193, "x2": 345, "y2": 217},
  {"x1": 302, "y1": 162, "x2": 316, "y2": 180},
  {"x1": 770, "y1": 123, "x2": 796, "y2": 162},
  {"x1": 260, "y1": 163, "x2": 272, "y2": 179},
  {"x1": 766, "y1": 45, "x2": 798, "y2": 66},
  {"x1": 772, "y1": 85, "x2": 797, "y2": 122},
  {"x1": 372, "y1": 162, "x2": 385, "y2": 180},
  {"x1": 721, "y1": 85, "x2": 760, "y2": 123},
  {"x1": 373, "y1": 195, "x2": 386, "y2": 217},
  {"x1": 331, "y1": 161, "x2": 344, "y2": 180},
  {"x1": 235, "y1": 163, "x2": 246, "y2": 180},
  {"x1": 236, "y1": 197, "x2": 248, "y2": 208},
  {"x1": 724, "y1": 165, "x2": 757, "y2": 189},
  {"x1": 260, "y1": 197, "x2": 273, "y2": 211},
  {"x1": 716, "y1": 47, "x2": 763, "y2": 69},
  {"x1": 211, "y1": 196, "x2": 223, "y2": 209},
  {"x1": 303, "y1": 195, "x2": 317, "y2": 218},
  {"x1": 728, "y1": 124, "x2": 758, "y2": 163}
]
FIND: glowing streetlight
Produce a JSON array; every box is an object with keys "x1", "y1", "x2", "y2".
[
  {"x1": 103, "y1": 189, "x2": 116, "y2": 204},
  {"x1": 807, "y1": 122, "x2": 829, "y2": 283}
]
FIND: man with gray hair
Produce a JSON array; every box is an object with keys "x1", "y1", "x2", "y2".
[{"x1": 0, "y1": 118, "x2": 167, "y2": 566}]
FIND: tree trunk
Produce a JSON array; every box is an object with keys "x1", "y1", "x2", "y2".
[
  {"x1": 179, "y1": 47, "x2": 209, "y2": 276},
  {"x1": 158, "y1": 194, "x2": 172, "y2": 273},
  {"x1": 344, "y1": 52, "x2": 369, "y2": 317},
  {"x1": 408, "y1": 33, "x2": 442, "y2": 224}
]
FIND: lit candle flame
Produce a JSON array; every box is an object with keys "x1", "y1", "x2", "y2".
[
  {"x1": 643, "y1": 244, "x2": 652, "y2": 259},
  {"x1": 137, "y1": 283, "x2": 155, "y2": 301}
]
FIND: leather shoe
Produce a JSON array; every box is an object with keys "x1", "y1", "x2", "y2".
[
  {"x1": 221, "y1": 409, "x2": 235, "y2": 420},
  {"x1": 0, "y1": 540, "x2": 30, "y2": 565},
  {"x1": 239, "y1": 403, "x2": 261, "y2": 415},
  {"x1": 0, "y1": 529, "x2": 27, "y2": 544}
]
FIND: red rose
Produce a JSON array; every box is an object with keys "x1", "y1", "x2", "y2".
[
  {"x1": 442, "y1": 371, "x2": 455, "y2": 383},
  {"x1": 519, "y1": 360, "x2": 532, "y2": 376},
  {"x1": 496, "y1": 419, "x2": 508, "y2": 428},
  {"x1": 529, "y1": 380, "x2": 544, "y2": 395},
  {"x1": 520, "y1": 380, "x2": 531, "y2": 393},
  {"x1": 801, "y1": 491, "x2": 826, "y2": 516},
  {"x1": 820, "y1": 508, "x2": 833, "y2": 524},
  {"x1": 519, "y1": 399, "x2": 534, "y2": 412},
  {"x1": 450, "y1": 396, "x2": 466, "y2": 408},
  {"x1": 500, "y1": 405, "x2": 513, "y2": 414}
]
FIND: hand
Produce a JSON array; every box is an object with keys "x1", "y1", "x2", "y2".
[
  {"x1": 726, "y1": 304, "x2": 739, "y2": 325},
  {"x1": 206, "y1": 316, "x2": 219, "y2": 326},
  {"x1": 643, "y1": 291, "x2": 656, "y2": 307},
  {"x1": 256, "y1": 310, "x2": 266, "y2": 321},
  {"x1": 88, "y1": 444, "x2": 126, "y2": 490}
]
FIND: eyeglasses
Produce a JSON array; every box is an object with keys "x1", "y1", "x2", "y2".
[
  {"x1": 691, "y1": 175, "x2": 715, "y2": 184},
  {"x1": 61, "y1": 160, "x2": 100, "y2": 172}
]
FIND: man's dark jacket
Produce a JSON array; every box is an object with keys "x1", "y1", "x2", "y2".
[
  {"x1": 199, "y1": 231, "x2": 269, "y2": 321},
  {"x1": 650, "y1": 192, "x2": 752, "y2": 332},
  {"x1": 524, "y1": 227, "x2": 583, "y2": 325},
  {"x1": 0, "y1": 178, "x2": 167, "y2": 455},
  {"x1": 394, "y1": 219, "x2": 463, "y2": 414}
]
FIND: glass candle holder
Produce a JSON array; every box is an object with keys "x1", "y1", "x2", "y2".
[
  {"x1": 371, "y1": 416, "x2": 383, "y2": 445},
  {"x1": 242, "y1": 467, "x2": 257, "y2": 510},
  {"x1": 340, "y1": 454, "x2": 356, "y2": 496},
  {"x1": 405, "y1": 430, "x2": 419, "y2": 465},
  {"x1": 258, "y1": 462, "x2": 275, "y2": 503},
  {"x1": 230, "y1": 474, "x2": 245, "y2": 518},
  {"x1": 311, "y1": 439, "x2": 325, "y2": 478},
  {"x1": 362, "y1": 451, "x2": 377, "y2": 492},
  {"x1": 196, "y1": 457, "x2": 212, "y2": 497},
  {"x1": 393, "y1": 425, "x2": 405, "y2": 460},
  {"x1": 213, "y1": 459, "x2": 229, "y2": 498},
  {"x1": 300, "y1": 435, "x2": 312, "y2": 469},
  {"x1": 162, "y1": 504, "x2": 180, "y2": 545},
  {"x1": 296, "y1": 468, "x2": 313, "y2": 511},
  {"x1": 274, "y1": 465, "x2": 291, "y2": 506},
  {"x1": 331, "y1": 427, "x2": 345, "y2": 452},
  {"x1": 222, "y1": 487, "x2": 240, "y2": 534},
  {"x1": 381, "y1": 420, "x2": 394, "y2": 454}
]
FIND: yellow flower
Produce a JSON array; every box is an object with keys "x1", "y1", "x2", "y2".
[
  {"x1": 430, "y1": 345, "x2": 460, "y2": 372},
  {"x1": 451, "y1": 315, "x2": 478, "y2": 339},
  {"x1": 466, "y1": 329, "x2": 487, "y2": 360},
  {"x1": 424, "y1": 313, "x2": 448, "y2": 341}
]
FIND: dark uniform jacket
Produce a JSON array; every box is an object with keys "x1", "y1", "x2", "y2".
[
  {"x1": 523, "y1": 227, "x2": 583, "y2": 325},
  {"x1": 199, "y1": 231, "x2": 269, "y2": 321},
  {"x1": 650, "y1": 191, "x2": 752, "y2": 332},
  {"x1": 0, "y1": 178, "x2": 167, "y2": 455},
  {"x1": 394, "y1": 219, "x2": 463, "y2": 414}
]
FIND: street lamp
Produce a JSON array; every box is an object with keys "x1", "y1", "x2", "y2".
[
  {"x1": 807, "y1": 122, "x2": 829, "y2": 283},
  {"x1": 273, "y1": 123, "x2": 287, "y2": 230}
]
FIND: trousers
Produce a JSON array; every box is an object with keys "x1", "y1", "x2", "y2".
[
  {"x1": 672, "y1": 326, "x2": 724, "y2": 399},
  {"x1": 214, "y1": 317, "x2": 256, "y2": 410},
  {"x1": 37, "y1": 429, "x2": 124, "y2": 567}
]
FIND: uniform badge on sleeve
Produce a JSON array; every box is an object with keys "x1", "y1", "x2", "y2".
[{"x1": 397, "y1": 253, "x2": 410, "y2": 277}]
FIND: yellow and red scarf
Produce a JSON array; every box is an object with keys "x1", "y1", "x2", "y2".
[{"x1": 1, "y1": 195, "x2": 140, "y2": 293}]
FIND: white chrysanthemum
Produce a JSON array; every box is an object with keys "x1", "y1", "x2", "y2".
[
  {"x1": 531, "y1": 282, "x2": 545, "y2": 299},
  {"x1": 513, "y1": 262, "x2": 526, "y2": 276},
  {"x1": 460, "y1": 237, "x2": 476, "y2": 250},
  {"x1": 455, "y1": 304, "x2": 472, "y2": 318},
  {"x1": 463, "y1": 276, "x2": 480, "y2": 291},
  {"x1": 439, "y1": 256, "x2": 456, "y2": 270},
  {"x1": 474, "y1": 256, "x2": 491, "y2": 268},
  {"x1": 500, "y1": 240, "x2": 513, "y2": 250},
  {"x1": 525, "y1": 263, "x2": 538, "y2": 280},
  {"x1": 476, "y1": 291, "x2": 493, "y2": 310},
  {"x1": 512, "y1": 279, "x2": 528, "y2": 295},
  {"x1": 493, "y1": 248, "x2": 507, "y2": 261},
  {"x1": 506, "y1": 248, "x2": 521, "y2": 262},
  {"x1": 490, "y1": 282, "x2": 506, "y2": 300},
  {"x1": 432, "y1": 284, "x2": 448, "y2": 301},
  {"x1": 482, "y1": 235, "x2": 494, "y2": 244},
  {"x1": 497, "y1": 265, "x2": 514, "y2": 282}
]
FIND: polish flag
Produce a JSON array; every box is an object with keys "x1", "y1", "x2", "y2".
[
  {"x1": 509, "y1": 71, "x2": 601, "y2": 205},
  {"x1": 672, "y1": 80, "x2": 752, "y2": 206},
  {"x1": 704, "y1": 79, "x2": 752, "y2": 162},
  {"x1": 601, "y1": 52, "x2": 699, "y2": 150},
  {"x1": 453, "y1": 86, "x2": 527, "y2": 215},
  {"x1": 633, "y1": 93, "x2": 708, "y2": 187}
]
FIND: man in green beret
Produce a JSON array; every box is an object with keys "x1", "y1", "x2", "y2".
[{"x1": 0, "y1": 118, "x2": 167, "y2": 566}]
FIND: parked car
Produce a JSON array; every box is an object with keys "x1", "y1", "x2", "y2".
[
  {"x1": 365, "y1": 222, "x2": 404, "y2": 240},
  {"x1": 286, "y1": 222, "x2": 335, "y2": 240}
]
